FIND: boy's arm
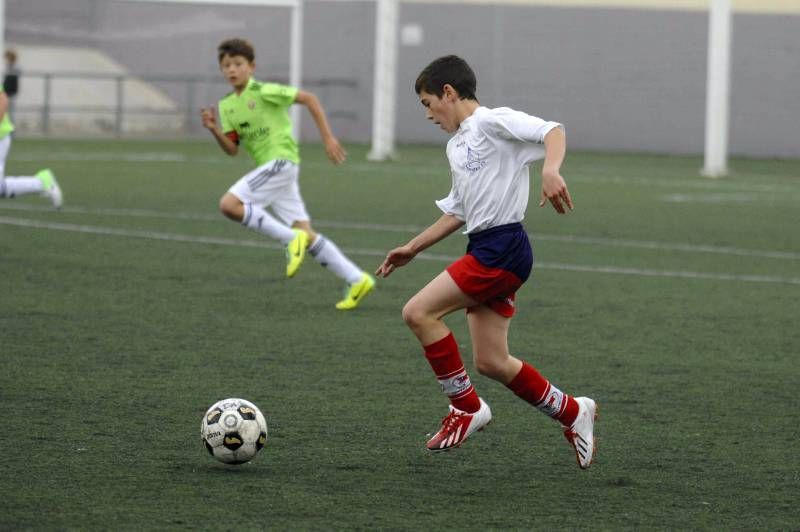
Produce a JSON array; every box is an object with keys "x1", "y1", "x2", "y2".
[
  {"x1": 0, "y1": 91, "x2": 8, "y2": 121},
  {"x1": 376, "y1": 214, "x2": 464, "y2": 278},
  {"x1": 200, "y1": 107, "x2": 238, "y2": 156},
  {"x1": 294, "y1": 90, "x2": 347, "y2": 164},
  {"x1": 539, "y1": 126, "x2": 573, "y2": 213}
]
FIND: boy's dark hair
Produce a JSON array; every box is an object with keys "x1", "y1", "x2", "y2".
[
  {"x1": 218, "y1": 38, "x2": 255, "y2": 63},
  {"x1": 414, "y1": 55, "x2": 477, "y2": 101}
]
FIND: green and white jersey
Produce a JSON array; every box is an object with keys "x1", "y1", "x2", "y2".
[
  {"x1": 218, "y1": 78, "x2": 299, "y2": 166},
  {"x1": 0, "y1": 88, "x2": 14, "y2": 139}
]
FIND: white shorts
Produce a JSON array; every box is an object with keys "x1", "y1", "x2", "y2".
[{"x1": 228, "y1": 159, "x2": 310, "y2": 225}]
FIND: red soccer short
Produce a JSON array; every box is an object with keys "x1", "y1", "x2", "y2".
[{"x1": 446, "y1": 223, "x2": 533, "y2": 318}]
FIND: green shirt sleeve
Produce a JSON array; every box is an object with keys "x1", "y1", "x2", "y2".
[{"x1": 260, "y1": 83, "x2": 298, "y2": 107}]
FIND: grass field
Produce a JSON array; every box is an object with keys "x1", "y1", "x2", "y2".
[{"x1": 1, "y1": 138, "x2": 798, "y2": 529}]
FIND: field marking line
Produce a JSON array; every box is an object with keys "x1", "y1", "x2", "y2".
[
  {"x1": 2, "y1": 215, "x2": 799, "y2": 286},
  {"x1": 1, "y1": 202, "x2": 798, "y2": 260}
]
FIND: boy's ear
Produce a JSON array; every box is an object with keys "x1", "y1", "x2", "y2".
[{"x1": 442, "y1": 83, "x2": 458, "y2": 101}]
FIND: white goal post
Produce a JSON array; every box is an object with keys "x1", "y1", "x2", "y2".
[
  {"x1": 702, "y1": 0, "x2": 732, "y2": 177},
  {"x1": 368, "y1": 0, "x2": 734, "y2": 173}
]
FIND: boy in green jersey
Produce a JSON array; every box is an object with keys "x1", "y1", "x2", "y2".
[
  {"x1": 201, "y1": 38, "x2": 374, "y2": 310},
  {"x1": 0, "y1": 87, "x2": 62, "y2": 207}
]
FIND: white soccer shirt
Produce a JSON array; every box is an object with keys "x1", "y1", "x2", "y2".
[{"x1": 436, "y1": 106, "x2": 563, "y2": 234}]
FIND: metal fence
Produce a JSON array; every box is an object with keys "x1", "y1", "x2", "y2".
[{"x1": 9, "y1": 71, "x2": 359, "y2": 138}]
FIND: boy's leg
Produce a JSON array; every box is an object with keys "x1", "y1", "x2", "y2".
[
  {"x1": 0, "y1": 173, "x2": 61, "y2": 207},
  {"x1": 404, "y1": 271, "x2": 492, "y2": 451},
  {"x1": 0, "y1": 136, "x2": 61, "y2": 206},
  {"x1": 220, "y1": 192, "x2": 295, "y2": 243},
  {"x1": 272, "y1": 179, "x2": 375, "y2": 308},
  {"x1": 222, "y1": 161, "x2": 311, "y2": 277},
  {"x1": 467, "y1": 304, "x2": 597, "y2": 468}
]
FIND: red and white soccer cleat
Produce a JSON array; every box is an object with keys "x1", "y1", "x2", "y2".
[
  {"x1": 426, "y1": 398, "x2": 492, "y2": 452},
  {"x1": 563, "y1": 396, "x2": 598, "y2": 469}
]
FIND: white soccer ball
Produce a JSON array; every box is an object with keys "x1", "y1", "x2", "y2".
[{"x1": 201, "y1": 398, "x2": 268, "y2": 465}]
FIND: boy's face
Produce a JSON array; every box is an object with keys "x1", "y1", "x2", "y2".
[
  {"x1": 418, "y1": 87, "x2": 458, "y2": 134},
  {"x1": 219, "y1": 54, "x2": 255, "y2": 91}
]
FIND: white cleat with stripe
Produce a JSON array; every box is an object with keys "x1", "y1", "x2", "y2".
[
  {"x1": 563, "y1": 396, "x2": 598, "y2": 469},
  {"x1": 426, "y1": 398, "x2": 492, "y2": 452}
]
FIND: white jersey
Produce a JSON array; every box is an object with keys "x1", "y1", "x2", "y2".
[{"x1": 436, "y1": 106, "x2": 562, "y2": 234}]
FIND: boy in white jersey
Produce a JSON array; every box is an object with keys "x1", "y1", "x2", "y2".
[
  {"x1": 201, "y1": 38, "x2": 374, "y2": 310},
  {"x1": 0, "y1": 87, "x2": 62, "y2": 207},
  {"x1": 377, "y1": 56, "x2": 597, "y2": 469}
]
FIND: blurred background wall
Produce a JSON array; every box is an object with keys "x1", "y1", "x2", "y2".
[{"x1": 5, "y1": 0, "x2": 799, "y2": 157}]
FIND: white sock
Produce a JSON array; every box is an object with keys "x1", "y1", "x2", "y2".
[
  {"x1": 308, "y1": 234, "x2": 363, "y2": 284},
  {"x1": 0, "y1": 177, "x2": 43, "y2": 198},
  {"x1": 241, "y1": 203, "x2": 295, "y2": 244}
]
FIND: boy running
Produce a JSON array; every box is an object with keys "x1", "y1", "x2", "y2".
[
  {"x1": 0, "y1": 87, "x2": 62, "y2": 207},
  {"x1": 201, "y1": 38, "x2": 374, "y2": 310},
  {"x1": 376, "y1": 55, "x2": 597, "y2": 469}
]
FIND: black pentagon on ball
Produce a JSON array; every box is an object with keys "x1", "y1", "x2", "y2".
[
  {"x1": 203, "y1": 440, "x2": 214, "y2": 456},
  {"x1": 222, "y1": 433, "x2": 244, "y2": 451},
  {"x1": 206, "y1": 408, "x2": 222, "y2": 424},
  {"x1": 238, "y1": 406, "x2": 257, "y2": 420},
  {"x1": 256, "y1": 432, "x2": 267, "y2": 451}
]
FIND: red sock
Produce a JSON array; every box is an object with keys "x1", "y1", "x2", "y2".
[
  {"x1": 423, "y1": 333, "x2": 481, "y2": 413},
  {"x1": 506, "y1": 362, "x2": 579, "y2": 427}
]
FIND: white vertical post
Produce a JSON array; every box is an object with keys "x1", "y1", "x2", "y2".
[
  {"x1": 702, "y1": 0, "x2": 732, "y2": 178},
  {"x1": 289, "y1": 0, "x2": 303, "y2": 139},
  {"x1": 368, "y1": 0, "x2": 398, "y2": 161}
]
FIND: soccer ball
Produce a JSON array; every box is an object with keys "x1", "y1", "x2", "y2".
[{"x1": 201, "y1": 398, "x2": 268, "y2": 465}]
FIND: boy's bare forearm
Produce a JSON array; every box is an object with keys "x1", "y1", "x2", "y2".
[
  {"x1": 208, "y1": 127, "x2": 238, "y2": 156},
  {"x1": 542, "y1": 126, "x2": 566, "y2": 177},
  {"x1": 300, "y1": 92, "x2": 335, "y2": 141},
  {"x1": 407, "y1": 214, "x2": 464, "y2": 254}
]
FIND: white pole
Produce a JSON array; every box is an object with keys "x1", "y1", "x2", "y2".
[
  {"x1": 367, "y1": 0, "x2": 398, "y2": 161},
  {"x1": 289, "y1": 0, "x2": 303, "y2": 139},
  {"x1": 702, "y1": 0, "x2": 732, "y2": 178}
]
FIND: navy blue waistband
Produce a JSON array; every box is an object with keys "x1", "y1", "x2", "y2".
[{"x1": 468, "y1": 222, "x2": 525, "y2": 242}]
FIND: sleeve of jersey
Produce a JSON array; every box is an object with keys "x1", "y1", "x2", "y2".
[
  {"x1": 260, "y1": 83, "x2": 299, "y2": 107},
  {"x1": 483, "y1": 108, "x2": 563, "y2": 144},
  {"x1": 435, "y1": 175, "x2": 465, "y2": 221}
]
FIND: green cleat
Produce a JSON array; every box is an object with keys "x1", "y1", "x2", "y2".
[
  {"x1": 285, "y1": 229, "x2": 309, "y2": 278},
  {"x1": 36, "y1": 168, "x2": 63, "y2": 208},
  {"x1": 335, "y1": 272, "x2": 376, "y2": 310}
]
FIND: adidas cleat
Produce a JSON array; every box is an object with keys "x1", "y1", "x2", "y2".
[
  {"x1": 563, "y1": 396, "x2": 597, "y2": 469},
  {"x1": 426, "y1": 398, "x2": 492, "y2": 452}
]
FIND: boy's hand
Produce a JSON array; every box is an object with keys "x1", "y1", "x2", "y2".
[
  {"x1": 324, "y1": 136, "x2": 347, "y2": 165},
  {"x1": 376, "y1": 245, "x2": 415, "y2": 278},
  {"x1": 200, "y1": 107, "x2": 217, "y2": 130},
  {"x1": 539, "y1": 169, "x2": 574, "y2": 214}
]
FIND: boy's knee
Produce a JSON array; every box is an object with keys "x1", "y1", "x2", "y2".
[
  {"x1": 219, "y1": 195, "x2": 242, "y2": 221},
  {"x1": 402, "y1": 300, "x2": 427, "y2": 330}
]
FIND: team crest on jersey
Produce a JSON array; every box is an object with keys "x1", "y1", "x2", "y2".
[
  {"x1": 465, "y1": 147, "x2": 487, "y2": 173},
  {"x1": 248, "y1": 99, "x2": 256, "y2": 110}
]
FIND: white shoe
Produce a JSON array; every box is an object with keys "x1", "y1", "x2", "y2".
[
  {"x1": 563, "y1": 397, "x2": 597, "y2": 469},
  {"x1": 426, "y1": 398, "x2": 492, "y2": 452}
]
